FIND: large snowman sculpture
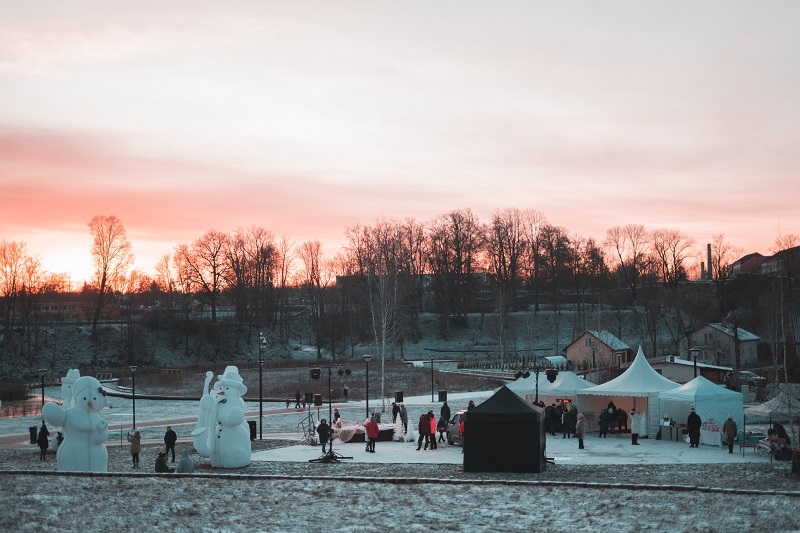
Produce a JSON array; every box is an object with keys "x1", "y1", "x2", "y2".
[
  {"x1": 191, "y1": 366, "x2": 251, "y2": 468},
  {"x1": 60, "y1": 369, "x2": 81, "y2": 408},
  {"x1": 42, "y1": 375, "x2": 109, "y2": 472}
]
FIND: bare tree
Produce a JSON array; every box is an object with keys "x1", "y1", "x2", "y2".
[
  {"x1": 298, "y1": 240, "x2": 331, "y2": 358},
  {"x1": 520, "y1": 209, "x2": 547, "y2": 313},
  {"x1": 87, "y1": 215, "x2": 133, "y2": 341},
  {"x1": 176, "y1": 229, "x2": 229, "y2": 324},
  {"x1": 604, "y1": 224, "x2": 651, "y2": 308},
  {"x1": 708, "y1": 233, "x2": 742, "y2": 316},
  {"x1": 426, "y1": 208, "x2": 485, "y2": 338},
  {"x1": 0, "y1": 240, "x2": 29, "y2": 346}
]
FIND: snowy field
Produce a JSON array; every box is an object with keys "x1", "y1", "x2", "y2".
[{"x1": 2, "y1": 389, "x2": 799, "y2": 532}]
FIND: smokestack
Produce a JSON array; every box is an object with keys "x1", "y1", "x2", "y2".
[
  {"x1": 706, "y1": 244, "x2": 712, "y2": 279},
  {"x1": 701, "y1": 262, "x2": 705, "y2": 280}
]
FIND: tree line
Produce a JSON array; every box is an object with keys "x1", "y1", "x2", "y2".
[{"x1": 1, "y1": 209, "x2": 798, "y2": 376}]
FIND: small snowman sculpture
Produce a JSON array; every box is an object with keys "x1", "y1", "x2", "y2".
[
  {"x1": 60, "y1": 369, "x2": 81, "y2": 408},
  {"x1": 42, "y1": 376, "x2": 109, "y2": 472},
  {"x1": 192, "y1": 366, "x2": 251, "y2": 468}
]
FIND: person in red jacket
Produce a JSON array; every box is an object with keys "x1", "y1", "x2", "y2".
[
  {"x1": 364, "y1": 416, "x2": 379, "y2": 453},
  {"x1": 428, "y1": 411, "x2": 438, "y2": 450}
]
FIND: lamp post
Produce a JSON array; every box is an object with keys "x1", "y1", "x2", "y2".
[
  {"x1": 514, "y1": 357, "x2": 557, "y2": 404},
  {"x1": 617, "y1": 354, "x2": 622, "y2": 375},
  {"x1": 37, "y1": 368, "x2": 47, "y2": 407},
  {"x1": 258, "y1": 332, "x2": 266, "y2": 440},
  {"x1": 129, "y1": 366, "x2": 137, "y2": 429},
  {"x1": 362, "y1": 355, "x2": 372, "y2": 419},
  {"x1": 689, "y1": 347, "x2": 700, "y2": 378},
  {"x1": 430, "y1": 355, "x2": 435, "y2": 402}
]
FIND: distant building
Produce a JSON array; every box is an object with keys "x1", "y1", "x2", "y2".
[
  {"x1": 564, "y1": 330, "x2": 632, "y2": 371},
  {"x1": 683, "y1": 322, "x2": 760, "y2": 367},
  {"x1": 648, "y1": 355, "x2": 732, "y2": 384}
]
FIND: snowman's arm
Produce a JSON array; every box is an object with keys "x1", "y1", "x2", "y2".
[
  {"x1": 92, "y1": 417, "x2": 108, "y2": 444},
  {"x1": 42, "y1": 402, "x2": 66, "y2": 427}
]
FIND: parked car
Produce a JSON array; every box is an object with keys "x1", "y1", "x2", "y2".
[
  {"x1": 726, "y1": 370, "x2": 767, "y2": 389},
  {"x1": 737, "y1": 370, "x2": 766, "y2": 388},
  {"x1": 446, "y1": 410, "x2": 467, "y2": 445}
]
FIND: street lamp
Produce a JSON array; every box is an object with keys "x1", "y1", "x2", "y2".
[
  {"x1": 362, "y1": 355, "x2": 372, "y2": 419},
  {"x1": 129, "y1": 366, "x2": 137, "y2": 429},
  {"x1": 689, "y1": 347, "x2": 700, "y2": 378},
  {"x1": 258, "y1": 332, "x2": 267, "y2": 440},
  {"x1": 37, "y1": 368, "x2": 47, "y2": 407},
  {"x1": 430, "y1": 355, "x2": 435, "y2": 402}
]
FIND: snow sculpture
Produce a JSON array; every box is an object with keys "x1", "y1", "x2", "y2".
[
  {"x1": 191, "y1": 366, "x2": 251, "y2": 468},
  {"x1": 42, "y1": 376, "x2": 109, "y2": 472},
  {"x1": 60, "y1": 369, "x2": 81, "y2": 408}
]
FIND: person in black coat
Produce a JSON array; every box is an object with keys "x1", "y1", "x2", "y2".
[
  {"x1": 606, "y1": 401, "x2": 617, "y2": 434},
  {"x1": 37, "y1": 422, "x2": 50, "y2": 460},
  {"x1": 686, "y1": 408, "x2": 702, "y2": 447},
  {"x1": 164, "y1": 426, "x2": 178, "y2": 462},
  {"x1": 598, "y1": 408, "x2": 608, "y2": 438},
  {"x1": 440, "y1": 402, "x2": 451, "y2": 426},
  {"x1": 316, "y1": 419, "x2": 331, "y2": 453}
]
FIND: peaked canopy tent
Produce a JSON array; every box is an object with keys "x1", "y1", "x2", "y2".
[
  {"x1": 505, "y1": 371, "x2": 595, "y2": 406},
  {"x1": 463, "y1": 385, "x2": 546, "y2": 473},
  {"x1": 576, "y1": 347, "x2": 680, "y2": 438},
  {"x1": 659, "y1": 376, "x2": 743, "y2": 431},
  {"x1": 744, "y1": 388, "x2": 800, "y2": 420}
]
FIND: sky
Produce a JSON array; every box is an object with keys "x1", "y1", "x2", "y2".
[{"x1": 1, "y1": 1, "x2": 799, "y2": 284}]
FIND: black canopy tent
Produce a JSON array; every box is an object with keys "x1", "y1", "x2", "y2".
[{"x1": 463, "y1": 385, "x2": 547, "y2": 473}]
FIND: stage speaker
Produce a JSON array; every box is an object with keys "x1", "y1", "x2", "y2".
[
  {"x1": 313, "y1": 394, "x2": 323, "y2": 406},
  {"x1": 395, "y1": 391, "x2": 403, "y2": 403},
  {"x1": 304, "y1": 392, "x2": 313, "y2": 404},
  {"x1": 438, "y1": 390, "x2": 448, "y2": 402},
  {"x1": 310, "y1": 367, "x2": 321, "y2": 380}
]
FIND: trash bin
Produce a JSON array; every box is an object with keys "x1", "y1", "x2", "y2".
[
  {"x1": 247, "y1": 420, "x2": 256, "y2": 441},
  {"x1": 29, "y1": 426, "x2": 37, "y2": 444}
]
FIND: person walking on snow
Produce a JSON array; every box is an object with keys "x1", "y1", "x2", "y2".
[
  {"x1": 365, "y1": 416, "x2": 379, "y2": 453},
  {"x1": 428, "y1": 411, "x2": 438, "y2": 449},
  {"x1": 316, "y1": 419, "x2": 331, "y2": 454},
  {"x1": 722, "y1": 414, "x2": 738, "y2": 454},
  {"x1": 37, "y1": 422, "x2": 50, "y2": 460},
  {"x1": 417, "y1": 414, "x2": 431, "y2": 450},
  {"x1": 575, "y1": 413, "x2": 586, "y2": 449},
  {"x1": 687, "y1": 407, "x2": 702, "y2": 448},
  {"x1": 164, "y1": 425, "x2": 177, "y2": 462},
  {"x1": 629, "y1": 408, "x2": 641, "y2": 445}
]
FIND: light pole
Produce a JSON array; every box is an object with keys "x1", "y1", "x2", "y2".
[
  {"x1": 259, "y1": 332, "x2": 266, "y2": 440},
  {"x1": 689, "y1": 347, "x2": 700, "y2": 378},
  {"x1": 129, "y1": 366, "x2": 137, "y2": 429},
  {"x1": 430, "y1": 355, "x2": 435, "y2": 402},
  {"x1": 37, "y1": 368, "x2": 47, "y2": 407},
  {"x1": 617, "y1": 354, "x2": 622, "y2": 375},
  {"x1": 362, "y1": 355, "x2": 372, "y2": 419}
]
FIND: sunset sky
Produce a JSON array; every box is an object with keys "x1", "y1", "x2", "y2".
[{"x1": 1, "y1": 1, "x2": 798, "y2": 284}]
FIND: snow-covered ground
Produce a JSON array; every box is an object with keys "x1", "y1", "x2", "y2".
[{"x1": 2, "y1": 390, "x2": 799, "y2": 532}]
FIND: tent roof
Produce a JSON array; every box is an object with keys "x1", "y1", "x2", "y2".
[
  {"x1": 578, "y1": 346, "x2": 679, "y2": 396},
  {"x1": 659, "y1": 375, "x2": 742, "y2": 402},
  {"x1": 471, "y1": 385, "x2": 541, "y2": 414},
  {"x1": 744, "y1": 389, "x2": 800, "y2": 417},
  {"x1": 505, "y1": 371, "x2": 594, "y2": 397}
]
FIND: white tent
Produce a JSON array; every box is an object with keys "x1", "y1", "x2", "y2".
[
  {"x1": 506, "y1": 371, "x2": 594, "y2": 405},
  {"x1": 576, "y1": 346, "x2": 680, "y2": 438},
  {"x1": 744, "y1": 388, "x2": 800, "y2": 420},
  {"x1": 659, "y1": 376, "x2": 743, "y2": 431}
]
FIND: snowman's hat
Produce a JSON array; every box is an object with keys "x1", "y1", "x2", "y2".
[
  {"x1": 217, "y1": 366, "x2": 247, "y2": 395},
  {"x1": 62, "y1": 368, "x2": 80, "y2": 385}
]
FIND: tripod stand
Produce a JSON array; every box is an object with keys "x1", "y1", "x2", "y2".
[
  {"x1": 308, "y1": 428, "x2": 352, "y2": 463},
  {"x1": 308, "y1": 365, "x2": 353, "y2": 463}
]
